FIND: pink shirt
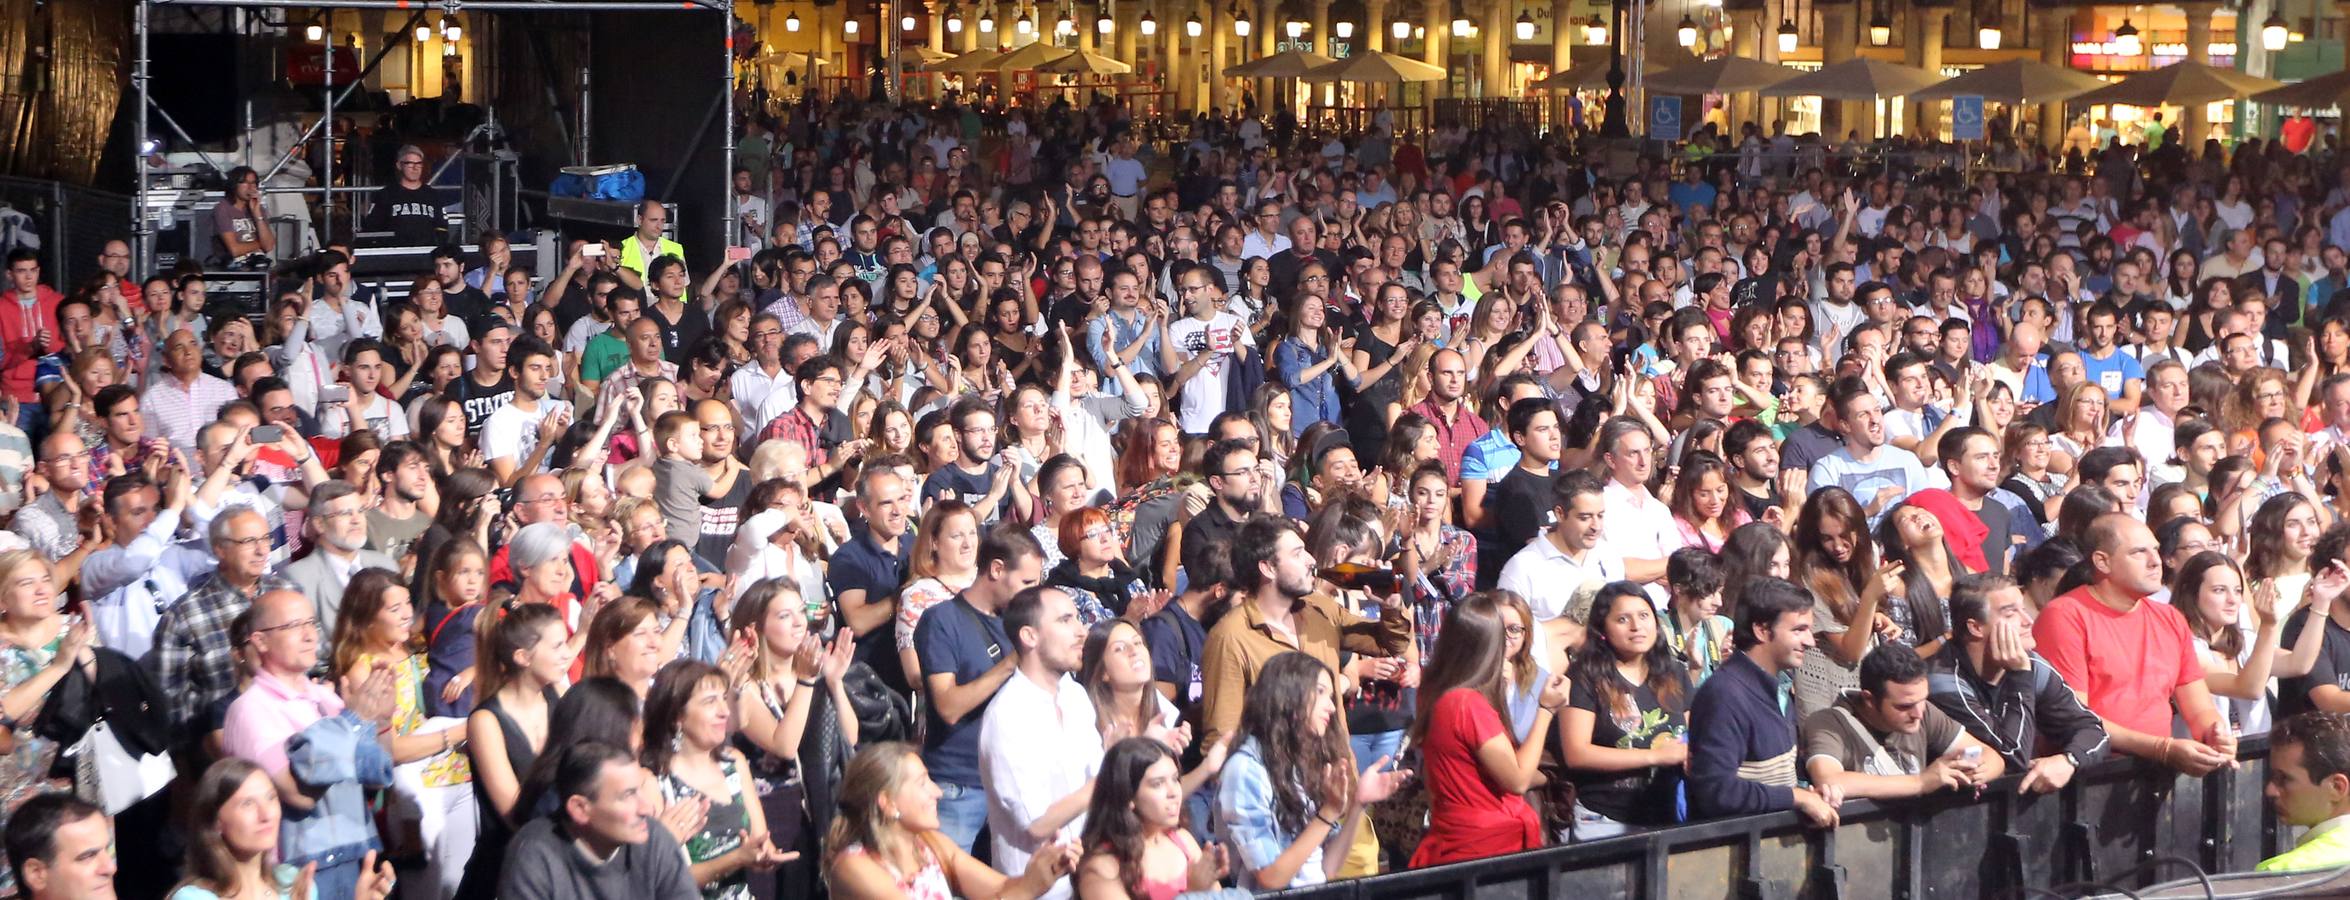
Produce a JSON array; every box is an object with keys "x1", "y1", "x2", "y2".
[{"x1": 222, "y1": 670, "x2": 348, "y2": 775}]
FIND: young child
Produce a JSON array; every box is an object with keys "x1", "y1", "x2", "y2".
[
  {"x1": 649, "y1": 410, "x2": 713, "y2": 547},
  {"x1": 1660, "y1": 546, "x2": 1733, "y2": 686}
]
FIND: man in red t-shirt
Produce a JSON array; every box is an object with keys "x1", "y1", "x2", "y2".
[{"x1": 2032, "y1": 513, "x2": 2236, "y2": 775}]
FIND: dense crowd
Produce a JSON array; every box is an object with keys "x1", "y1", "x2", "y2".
[{"x1": 15, "y1": 93, "x2": 2350, "y2": 899}]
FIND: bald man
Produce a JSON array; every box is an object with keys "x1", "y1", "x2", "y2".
[
  {"x1": 2032, "y1": 513, "x2": 2237, "y2": 776},
  {"x1": 615, "y1": 200, "x2": 685, "y2": 291}
]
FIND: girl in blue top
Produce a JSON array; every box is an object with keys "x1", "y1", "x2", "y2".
[{"x1": 169, "y1": 757, "x2": 396, "y2": 900}]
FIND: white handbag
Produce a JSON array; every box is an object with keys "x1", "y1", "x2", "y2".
[{"x1": 67, "y1": 718, "x2": 176, "y2": 815}]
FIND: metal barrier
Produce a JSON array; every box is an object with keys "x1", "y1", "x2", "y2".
[
  {"x1": 0, "y1": 176, "x2": 134, "y2": 289},
  {"x1": 1275, "y1": 737, "x2": 2281, "y2": 900}
]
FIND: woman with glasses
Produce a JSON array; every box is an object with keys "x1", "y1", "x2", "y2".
[
  {"x1": 0, "y1": 550, "x2": 91, "y2": 896},
  {"x1": 1048, "y1": 507, "x2": 1147, "y2": 623}
]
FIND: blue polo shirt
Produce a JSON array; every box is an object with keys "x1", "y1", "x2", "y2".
[
  {"x1": 914, "y1": 595, "x2": 1007, "y2": 788},
  {"x1": 1458, "y1": 429, "x2": 1520, "y2": 486},
  {"x1": 2078, "y1": 346, "x2": 2144, "y2": 400},
  {"x1": 829, "y1": 521, "x2": 913, "y2": 682}
]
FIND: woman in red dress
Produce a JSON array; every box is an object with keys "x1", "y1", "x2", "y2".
[{"x1": 1408, "y1": 592, "x2": 1569, "y2": 868}]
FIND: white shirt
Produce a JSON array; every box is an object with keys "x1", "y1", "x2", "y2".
[
  {"x1": 1166, "y1": 312, "x2": 1253, "y2": 434},
  {"x1": 319, "y1": 392, "x2": 412, "y2": 441},
  {"x1": 1496, "y1": 535, "x2": 1626, "y2": 623},
  {"x1": 480, "y1": 398, "x2": 572, "y2": 475},
  {"x1": 2109, "y1": 406, "x2": 2177, "y2": 479},
  {"x1": 729, "y1": 362, "x2": 791, "y2": 437},
  {"x1": 979, "y1": 670, "x2": 1101, "y2": 899},
  {"x1": 561, "y1": 316, "x2": 609, "y2": 355},
  {"x1": 1600, "y1": 480, "x2": 1679, "y2": 563},
  {"x1": 82, "y1": 509, "x2": 213, "y2": 660},
  {"x1": 1240, "y1": 231, "x2": 1292, "y2": 261}
]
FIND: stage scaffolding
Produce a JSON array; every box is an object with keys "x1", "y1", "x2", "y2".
[{"x1": 130, "y1": 0, "x2": 739, "y2": 274}]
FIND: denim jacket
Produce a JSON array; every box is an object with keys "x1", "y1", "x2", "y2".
[
  {"x1": 1215, "y1": 738, "x2": 1328, "y2": 893},
  {"x1": 281, "y1": 711, "x2": 391, "y2": 869}
]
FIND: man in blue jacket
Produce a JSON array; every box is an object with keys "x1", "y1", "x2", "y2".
[{"x1": 1686, "y1": 577, "x2": 1842, "y2": 827}]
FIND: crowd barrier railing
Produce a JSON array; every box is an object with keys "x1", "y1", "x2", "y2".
[{"x1": 1273, "y1": 737, "x2": 2280, "y2": 900}]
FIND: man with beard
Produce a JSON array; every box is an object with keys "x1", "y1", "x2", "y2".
[
  {"x1": 979, "y1": 583, "x2": 1107, "y2": 899},
  {"x1": 481, "y1": 337, "x2": 573, "y2": 485},
  {"x1": 1808, "y1": 376, "x2": 1942, "y2": 526},
  {"x1": 1687, "y1": 577, "x2": 1842, "y2": 827},
  {"x1": 278, "y1": 480, "x2": 396, "y2": 634},
  {"x1": 1200, "y1": 516, "x2": 1412, "y2": 747},
  {"x1": 364, "y1": 441, "x2": 432, "y2": 560}
]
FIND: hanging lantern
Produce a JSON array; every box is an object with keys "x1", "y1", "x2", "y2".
[
  {"x1": 948, "y1": 15, "x2": 963, "y2": 31},
  {"x1": 1676, "y1": 14, "x2": 1696, "y2": 47},
  {"x1": 1016, "y1": 10, "x2": 1033, "y2": 33},
  {"x1": 1775, "y1": 17, "x2": 1796, "y2": 53},
  {"x1": 1234, "y1": 8, "x2": 1251, "y2": 36},
  {"x1": 306, "y1": 22, "x2": 325, "y2": 41},
  {"x1": 1335, "y1": 20, "x2": 1352, "y2": 38},
  {"x1": 846, "y1": 16, "x2": 860, "y2": 34},
  {"x1": 1514, "y1": 9, "x2": 1535, "y2": 40},
  {"x1": 1867, "y1": 9, "x2": 1889, "y2": 46},
  {"x1": 1186, "y1": 12, "x2": 1202, "y2": 35},
  {"x1": 1978, "y1": 19, "x2": 2001, "y2": 50},
  {"x1": 1392, "y1": 19, "x2": 1410, "y2": 39},
  {"x1": 2263, "y1": 13, "x2": 2289, "y2": 51},
  {"x1": 1140, "y1": 10, "x2": 1157, "y2": 33},
  {"x1": 414, "y1": 23, "x2": 433, "y2": 42},
  {"x1": 1098, "y1": 11, "x2": 1114, "y2": 32},
  {"x1": 2113, "y1": 18, "x2": 2140, "y2": 56},
  {"x1": 1286, "y1": 19, "x2": 1305, "y2": 38},
  {"x1": 1451, "y1": 13, "x2": 1472, "y2": 36},
  {"x1": 442, "y1": 17, "x2": 461, "y2": 40}
]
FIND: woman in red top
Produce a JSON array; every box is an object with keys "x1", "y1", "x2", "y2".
[{"x1": 1408, "y1": 592, "x2": 1569, "y2": 868}]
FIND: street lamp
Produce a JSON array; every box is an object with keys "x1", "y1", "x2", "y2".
[
  {"x1": 1335, "y1": 20, "x2": 1352, "y2": 38},
  {"x1": 1584, "y1": 15, "x2": 1607, "y2": 45},
  {"x1": 1098, "y1": 10, "x2": 1114, "y2": 32},
  {"x1": 1140, "y1": 11, "x2": 1157, "y2": 34},
  {"x1": 1452, "y1": 12, "x2": 1473, "y2": 36},
  {"x1": 414, "y1": 23, "x2": 432, "y2": 42},
  {"x1": 1676, "y1": 14, "x2": 1696, "y2": 47},
  {"x1": 787, "y1": 11, "x2": 802, "y2": 31},
  {"x1": 1867, "y1": 8, "x2": 1889, "y2": 45},
  {"x1": 948, "y1": 15, "x2": 963, "y2": 32},
  {"x1": 903, "y1": 12, "x2": 918, "y2": 30},
  {"x1": 1977, "y1": 11, "x2": 2000, "y2": 49},
  {"x1": 2263, "y1": 12, "x2": 2289, "y2": 51},
  {"x1": 2113, "y1": 17, "x2": 2140, "y2": 56},
  {"x1": 1393, "y1": 19, "x2": 1410, "y2": 40},
  {"x1": 1775, "y1": 17, "x2": 1795, "y2": 53},
  {"x1": 306, "y1": 21, "x2": 325, "y2": 41},
  {"x1": 846, "y1": 15, "x2": 860, "y2": 34},
  {"x1": 1186, "y1": 12, "x2": 1202, "y2": 35},
  {"x1": 1016, "y1": 9, "x2": 1033, "y2": 33},
  {"x1": 1515, "y1": 9, "x2": 1535, "y2": 40},
  {"x1": 1286, "y1": 20, "x2": 1305, "y2": 39},
  {"x1": 1234, "y1": 7, "x2": 1251, "y2": 36},
  {"x1": 442, "y1": 17, "x2": 461, "y2": 40}
]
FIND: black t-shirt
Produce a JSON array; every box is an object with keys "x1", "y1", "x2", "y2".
[
  {"x1": 444, "y1": 286, "x2": 498, "y2": 337},
  {"x1": 1778, "y1": 421, "x2": 1846, "y2": 475},
  {"x1": 1735, "y1": 480, "x2": 1781, "y2": 524},
  {"x1": 696, "y1": 469, "x2": 753, "y2": 566},
  {"x1": 2280, "y1": 607, "x2": 2350, "y2": 720},
  {"x1": 1973, "y1": 497, "x2": 2013, "y2": 577},
  {"x1": 921, "y1": 463, "x2": 1006, "y2": 523},
  {"x1": 1492, "y1": 466, "x2": 1557, "y2": 559},
  {"x1": 551, "y1": 279, "x2": 597, "y2": 334},
  {"x1": 1565, "y1": 665, "x2": 1690, "y2": 825},
  {"x1": 443, "y1": 372, "x2": 516, "y2": 439},
  {"x1": 643, "y1": 300, "x2": 712, "y2": 368},
  {"x1": 360, "y1": 182, "x2": 450, "y2": 245}
]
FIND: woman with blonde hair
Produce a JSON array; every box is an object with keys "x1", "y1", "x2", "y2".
[
  {"x1": 894, "y1": 499, "x2": 981, "y2": 686},
  {"x1": 0, "y1": 551, "x2": 91, "y2": 897},
  {"x1": 2047, "y1": 382, "x2": 2109, "y2": 477},
  {"x1": 825, "y1": 743, "x2": 1075, "y2": 900},
  {"x1": 726, "y1": 578, "x2": 859, "y2": 874},
  {"x1": 2225, "y1": 367, "x2": 2295, "y2": 457}
]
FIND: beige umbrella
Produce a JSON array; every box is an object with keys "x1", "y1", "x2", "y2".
[
  {"x1": 2252, "y1": 69, "x2": 2350, "y2": 110},
  {"x1": 1643, "y1": 57, "x2": 1802, "y2": 95},
  {"x1": 1761, "y1": 57, "x2": 1943, "y2": 100},
  {"x1": 1299, "y1": 50, "x2": 1448, "y2": 84},
  {"x1": 2070, "y1": 61, "x2": 2279, "y2": 108},
  {"x1": 1224, "y1": 49, "x2": 1336, "y2": 78},
  {"x1": 989, "y1": 42, "x2": 1075, "y2": 71},
  {"x1": 1908, "y1": 58, "x2": 2109, "y2": 105},
  {"x1": 904, "y1": 46, "x2": 959, "y2": 66},
  {"x1": 927, "y1": 47, "x2": 1014, "y2": 73},
  {"x1": 1036, "y1": 49, "x2": 1132, "y2": 75}
]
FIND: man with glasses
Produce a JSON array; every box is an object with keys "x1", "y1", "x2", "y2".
[
  {"x1": 1240, "y1": 202, "x2": 1290, "y2": 261},
  {"x1": 729, "y1": 313, "x2": 791, "y2": 434},
  {"x1": 358, "y1": 145, "x2": 448, "y2": 246},
  {"x1": 221, "y1": 587, "x2": 399, "y2": 900},
  {"x1": 1188, "y1": 439, "x2": 1270, "y2": 554},
  {"x1": 152, "y1": 504, "x2": 297, "y2": 736},
  {"x1": 279, "y1": 480, "x2": 396, "y2": 635},
  {"x1": 1159, "y1": 265, "x2": 1253, "y2": 435},
  {"x1": 11, "y1": 431, "x2": 92, "y2": 561}
]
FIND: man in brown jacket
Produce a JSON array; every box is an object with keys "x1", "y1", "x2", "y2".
[{"x1": 1198, "y1": 515, "x2": 1414, "y2": 749}]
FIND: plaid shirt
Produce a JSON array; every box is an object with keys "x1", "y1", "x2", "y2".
[
  {"x1": 756, "y1": 406, "x2": 829, "y2": 466},
  {"x1": 150, "y1": 570, "x2": 297, "y2": 734}
]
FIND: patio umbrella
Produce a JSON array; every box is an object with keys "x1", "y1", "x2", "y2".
[
  {"x1": 1761, "y1": 57, "x2": 1943, "y2": 100},
  {"x1": 1299, "y1": 50, "x2": 1448, "y2": 84},
  {"x1": 1642, "y1": 57, "x2": 1802, "y2": 95},
  {"x1": 2070, "y1": 60, "x2": 2279, "y2": 108},
  {"x1": 903, "y1": 46, "x2": 958, "y2": 66},
  {"x1": 989, "y1": 42, "x2": 1074, "y2": 71},
  {"x1": 927, "y1": 47, "x2": 1013, "y2": 73},
  {"x1": 1036, "y1": 49, "x2": 1132, "y2": 75},
  {"x1": 1908, "y1": 58, "x2": 2109, "y2": 105},
  {"x1": 1224, "y1": 49, "x2": 1336, "y2": 78},
  {"x1": 2249, "y1": 68, "x2": 2350, "y2": 110}
]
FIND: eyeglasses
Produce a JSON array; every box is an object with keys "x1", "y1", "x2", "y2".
[
  {"x1": 256, "y1": 617, "x2": 318, "y2": 635},
  {"x1": 317, "y1": 507, "x2": 366, "y2": 522},
  {"x1": 1503, "y1": 625, "x2": 1528, "y2": 637},
  {"x1": 218, "y1": 535, "x2": 270, "y2": 549}
]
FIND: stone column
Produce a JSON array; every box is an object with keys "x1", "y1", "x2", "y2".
[
  {"x1": 1728, "y1": 6, "x2": 1764, "y2": 135},
  {"x1": 1116, "y1": 0, "x2": 1140, "y2": 71},
  {"x1": 1908, "y1": 7, "x2": 1946, "y2": 135},
  {"x1": 2038, "y1": 5, "x2": 2071, "y2": 148},
  {"x1": 1818, "y1": 1, "x2": 1857, "y2": 139},
  {"x1": 1172, "y1": 0, "x2": 1196, "y2": 111},
  {"x1": 1257, "y1": 0, "x2": 1279, "y2": 114},
  {"x1": 1483, "y1": 0, "x2": 1509, "y2": 97},
  {"x1": 1425, "y1": 0, "x2": 1449, "y2": 100},
  {"x1": 1367, "y1": 0, "x2": 1389, "y2": 50},
  {"x1": 1312, "y1": 0, "x2": 1332, "y2": 107},
  {"x1": 1210, "y1": 1, "x2": 1233, "y2": 111},
  {"x1": 2183, "y1": 1, "x2": 2219, "y2": 146}
]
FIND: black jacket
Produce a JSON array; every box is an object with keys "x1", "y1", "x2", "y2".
[{"x1": 1927, "y1": 643, "x2": 2111, "y2": 771}]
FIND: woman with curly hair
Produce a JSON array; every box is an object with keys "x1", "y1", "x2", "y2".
[
  {"x1": 1074, "y1": 738, "x2": 1230, "y2": 899},
  {"x1": 1216, "y1": 652, "x2": 1405, "y2": 890}
]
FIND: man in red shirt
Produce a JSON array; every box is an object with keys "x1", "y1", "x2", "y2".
[
  {"x1": 0, "y1": 250, "x2": 62, "y2": 415},
  {"x1": 2032, "y1": 512, "x2": 2237, "y2": 775}
]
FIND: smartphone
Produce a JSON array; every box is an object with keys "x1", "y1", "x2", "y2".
[
  {"x1": 1961, "y1": 746, "x2": 1982, "y2": 766},
  {"x1": 583, "y1": 242, "x2": 607, "y2": 258},
  {"x1": 726, "y1": 246, "x2": 754, "y2": 263},
  {"x1": 319, "y1": 384, "x2": 350, "y2": 404},
  {"x1": 250, "y1": 424, "x2": 285, "y2": 444}
]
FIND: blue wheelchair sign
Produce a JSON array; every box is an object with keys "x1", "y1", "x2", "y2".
[
  {"x1": 1952, "y1": 95, "x2": 1985, "y2": 141},
  {"x1": 1649, "y1": 96, "x2": 1682, "y2": 141}
]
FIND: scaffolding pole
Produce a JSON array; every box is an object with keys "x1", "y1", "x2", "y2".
[{"x1": 131, "y1": 0, "x2": 740, "y2": 276}]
